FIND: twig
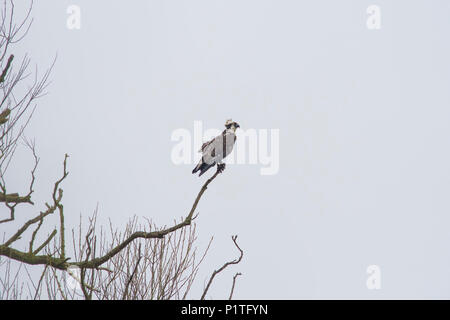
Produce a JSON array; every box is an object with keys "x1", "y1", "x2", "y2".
[
  {"x1": 201, "y1": 235, "x2": 244, "y2": 300},
  {"x1": 228, "y1": 272, "x2": 242, "y2": 300},
  {"x1": 122, "y1": 244, "x2": 142, "y2": 300},
  {"x1": 33, "y1": 264, "x2": 48, "y2": 300}
]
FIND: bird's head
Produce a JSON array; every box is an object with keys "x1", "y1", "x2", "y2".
[{"x1": 225, "y1": 119, "x2": 240, "y2": 132}]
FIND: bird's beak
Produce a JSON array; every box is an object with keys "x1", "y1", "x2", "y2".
[{"x1": 235, "y1": 123, "x2": 240, "y2": 128}]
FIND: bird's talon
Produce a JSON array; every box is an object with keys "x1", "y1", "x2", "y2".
[{"x1": 217, "y1": 163, "x2": 226, "y2": 173}]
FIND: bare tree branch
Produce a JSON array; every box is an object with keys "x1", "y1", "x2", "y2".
[
  {"x1": 122, "y1": 244, "x2": 142, "y2": 300},
  {"x1": 201, "y1": 235, "x2": 244, "y2": 300},
  {"x1": 0, "y1": 53, "x2": 13, "y2": 83},
  {"x1": 0, "y1": 162, "x2": 224, "y2": 274},
  {"x1": 228, "y1": 272, "x2": 242, "y2": 300},
  {"x1": 71, "y1": 166, "x2": 223, "y2": 270},
  {"x1": 0, "y1": 2, "x2": 245, "y2": 300}
]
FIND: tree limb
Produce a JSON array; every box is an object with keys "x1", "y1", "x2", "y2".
[
  {"x1": 0, "y1": 163, "x2": 223, "y2": 271},
  {"x1": 72, "y1": 167, "x2": 222, "y2": 270},
  {"x1": 0, "y1": 193, "x2": 32, "y2": 205}
]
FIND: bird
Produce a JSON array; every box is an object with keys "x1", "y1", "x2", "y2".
[{"x1": 192, "y1": 119, "x2": 240, "y2": 177}]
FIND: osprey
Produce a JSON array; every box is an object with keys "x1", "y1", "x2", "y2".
[{"x1": 192, "y1": 119, "x2": 240, "y2": 177}]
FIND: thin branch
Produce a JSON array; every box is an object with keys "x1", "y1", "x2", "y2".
[
  {"x1": 33, "y1": 264, "x2": 47, "y2": 300},
  {"x1": 122, "y1": 244, "x2": 142, "y2": 300},
  {"x1": 0, "y1": 54, "x2": 13, "y2": 83},
  {"x1": 33, "y1": 229, "x2": 57, "y2": 255},
  {"x1": 228, "y1": 272, "x2": 242, "y2": 300},
  {"x1": 201, "y1": 235, "x2": 244, "y2": 300}
]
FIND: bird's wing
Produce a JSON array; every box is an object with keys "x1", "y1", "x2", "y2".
[
  {"x1": 205, "y1": 131, "x2": 236, "y2": 159},
  {"x1": 198, "y1": 136, "x2": 216, "y2": 153}
]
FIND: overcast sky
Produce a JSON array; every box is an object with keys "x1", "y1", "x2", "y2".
[{"x1": 5, "y1": 0, "x2": 450, "y2": 299}]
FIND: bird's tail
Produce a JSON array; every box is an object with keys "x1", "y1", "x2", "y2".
[
  {"x1": 192, "y1": 160, "x2": 214, "y2": 176},
  {"x1": 192, "y1": 161, "x2": 202, "y2": 174}
]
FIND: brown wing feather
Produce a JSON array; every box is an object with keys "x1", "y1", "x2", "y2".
[
  {"x1": 200, "y1": 140, "x2": 213, "y2": 151},
  {"x1": 198, "y1": 136, "x2": 217, "y2": 153}
]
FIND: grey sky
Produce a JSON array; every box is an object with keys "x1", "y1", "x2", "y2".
[{"x1": 5, "y1": 0, "x2": 450, "y2": 298}]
